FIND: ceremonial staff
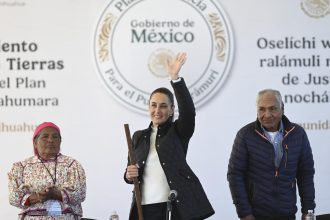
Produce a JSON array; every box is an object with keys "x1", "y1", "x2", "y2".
[{"x1": 124, "y1": 124, "x2": 143, "y2": 220}]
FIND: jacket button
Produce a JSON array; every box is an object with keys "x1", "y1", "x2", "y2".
[
  {"x1": 157, "y1": 145, "x2": 160, "y2": 148},
  {"x1": 162, "y1": 162, "x2": 166, "y2": 166},
  {"x1": 169, "y1": 181, "x2": 172, "y2": 184},
  {"x1": 142, "y1": 161, "x2": 145, "y2": 164},
  {"x1": 176, "y1": 200, "x2": 179, "y2": 203},
  {"x1": 187, "y1": 176, "x2": 190, "y2": 179}
]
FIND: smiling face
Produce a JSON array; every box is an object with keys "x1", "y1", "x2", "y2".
[
  {"x1": 149, "y1": 92, "x2": 174, "y2": 128},
  {"x1": 257, "y1": 91, "x2": 283, "y2": 132},
  {"x1": 34, "y1": 127, "x2": 61, "y2": 160}
]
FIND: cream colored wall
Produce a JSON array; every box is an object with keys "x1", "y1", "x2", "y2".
[{"x1": 0, "y1": 0, "x2": 329, "y2": 219}]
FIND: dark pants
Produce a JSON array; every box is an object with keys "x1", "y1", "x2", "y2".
[
  {"x1": 255, "y1": 215, "x2": 295, "y2": 220},
  {"x1": 131, "y1": 202, "x2": 181, "y2": 220}
]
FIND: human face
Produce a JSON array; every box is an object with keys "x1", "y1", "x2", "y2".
[
  {"x1": 34, "y1": 127, "x2": 61, "y2": 160},
  {"x1": 257, "y1": 92, "x2": 283, "y2": 132},
  {"x1": 149, "y1": 92, "x2": 174, "y2": 128}
]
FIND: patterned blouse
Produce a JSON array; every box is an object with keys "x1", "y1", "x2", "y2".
[{"x1": 8, "y1": 154, "x2": 86, "y2": 220}]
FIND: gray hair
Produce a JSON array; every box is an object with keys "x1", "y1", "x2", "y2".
[{"x1": 256, "y1": 89, "x2": 283, "y2": 109}]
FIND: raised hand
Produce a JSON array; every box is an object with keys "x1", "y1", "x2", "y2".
[{"x1": 167, "y1": 52, "x2": 187, "y2": 80}]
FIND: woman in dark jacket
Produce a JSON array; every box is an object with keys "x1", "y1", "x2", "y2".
[{"x1": 124, "y1": 52, "x2": 214, "y2": 220}]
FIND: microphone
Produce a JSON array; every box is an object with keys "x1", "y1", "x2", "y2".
[{"x1": 168, "y1": 190, "x2": 178, "y2": 201}]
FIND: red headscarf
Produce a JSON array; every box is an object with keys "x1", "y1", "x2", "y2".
[{"x1": 33, "y1": 122, "x2": 61, "y2": 156}]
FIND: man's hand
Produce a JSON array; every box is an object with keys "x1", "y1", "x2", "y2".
[
  {"x1": 240, "y1": 214, "x2": 255, "y2": 220},
  {"x1": 301, "y1": 213, "x2": 307, "y2": 220}
]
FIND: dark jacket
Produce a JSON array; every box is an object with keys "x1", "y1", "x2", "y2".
[
  {"x1": 227, "y1": 115, "x2": 315, "y2": 218},
  {"x1": 125, "y1": 78, "x2": 214, "y2": 220}
]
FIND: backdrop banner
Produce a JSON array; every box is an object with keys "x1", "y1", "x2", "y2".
[{"x1": 1, "y1": 0, "x2": 329, "y2": 219}]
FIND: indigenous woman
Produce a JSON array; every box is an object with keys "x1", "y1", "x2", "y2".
[{"x1": 8, "y1": 122, "x2": 86, "y2": 220}]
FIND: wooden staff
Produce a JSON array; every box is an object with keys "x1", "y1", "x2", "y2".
[{"x1": 124, "y1": 124, "x2": 143, "y2": 220}]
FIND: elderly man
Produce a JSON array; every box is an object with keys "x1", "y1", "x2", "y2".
[{"x1": 227, "y1": 89, "x2": 315, "y2": 220}]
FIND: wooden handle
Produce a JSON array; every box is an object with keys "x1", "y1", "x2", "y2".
[{"x1": 124, "y1": 124, "x2": 143, "y2": 220}]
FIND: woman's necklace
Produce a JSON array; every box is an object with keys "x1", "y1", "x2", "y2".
[{"x1": 39, "y1": 156, "x2": 57, "y2": 185}]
